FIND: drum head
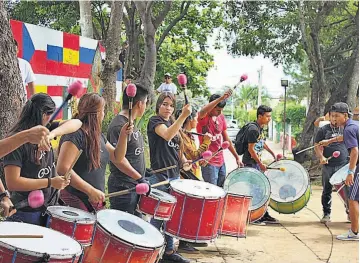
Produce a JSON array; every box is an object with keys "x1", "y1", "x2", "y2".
[
  {"x1": 0, "y1": 222, "x2": 82, "y2": 259},
  {"x1": 96, "y1": 209, "x2": 164, "y2": 248},
  {"x1": 47, "y1": 206, "x2": 96, "y2": 223},
  {"x1": 223, "y1": 168, "x2": 270, "y2": 210},
  {"x1": 267, "y1": 160, "x2": 309, "y2": 202},
  {"x1": 330, "y1": 163, "x2": 349, "y2": 185},
  {"x1": 150, "y1": 189, "x2": 177, "y2": 203},
  {"x1": 170, "y1": 179, "x2": 226, "y2": 199}
]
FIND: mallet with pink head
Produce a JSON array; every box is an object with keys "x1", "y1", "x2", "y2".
[
  {"x1": 177, "y1": 73, "x2": 188, "y2": 105},
  {"x1": 106, "y1": 180, "x2": 170, "y2": 198},
  {"x1": 10, "y1": 190, "x2": 45, "y2": 212},
  {"x1": 191, "y1": 150, "x2": 212, "y2": 164},
  {"x1": 232, "y1": 74, "x2": 248, "y2": 91},
  {"x1": 205, "y1": 141, "x2": 231, "y2": 165},
  {"x1": 126, "y1": 84, "x2": 137, "y2": 141}
]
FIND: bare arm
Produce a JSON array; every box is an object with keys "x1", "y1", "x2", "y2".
[
  {"x1": 0, "y1": 131, "x2": 32, "y2": 158},
  {"x1": 314, "y1": 145, "x2": 324, "y2": 159},
  {"x1": 28, "y1": 82, "x2": 35, "y2": 96},
  {"x1": 5, "y1": 165, "x2": 48, "y2": 191},
  {"x1": 264, "y1": 142, "x2": 275, "y2": 159},
  {"x1": 198, "y1": 91, "x2": 231, "y2": 119},
  {"x1": 349, "y1": 147, "x2": 359, "y2": 172},
  {"x1": 314, "y1": 116, "x2": 325, "y2": 127},
  {"x1": 49, "y1": 119, "x2": 82, "y2": 139}
]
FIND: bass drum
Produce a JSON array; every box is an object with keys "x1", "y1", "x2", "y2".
[
  {"x1": 223, "y1": 168, "x2": 271, "y2": 222},
  {"x1": 267, "y1": 160, "x2": 311, "y2": 214}
]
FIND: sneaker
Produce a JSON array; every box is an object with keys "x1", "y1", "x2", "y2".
[
  {"x1": 336, "y1": 229, "x2": 359, "y2": 241},
  {"x1": 177, "y1": 241, "x2": 200, "y2": 254},
  {"x1": 320, "y1": 214, "x2": 331, "y2": 224},
  {"x1": 250, "y1": 220, "x2": 266, "y2": 226},
  {"x1": 261, "y1": 214, "x2": 280, "y2": 224},
  {"x1": 162, "y1": 251, "x2": 190, "y2": 263},
  {"x1": 191, "y1": 242, "x2": 208, "y2": 247}
]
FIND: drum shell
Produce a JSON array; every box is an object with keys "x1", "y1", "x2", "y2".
[
  {"x1": 165, "y1": 189, "x2": 225, "y2": 242},
  {"x1": 219, "y1": 194, "x2": 251, "y2": 238},
  {"x1": 334, "y1": 184, "x2": 349, "y2": 206}
]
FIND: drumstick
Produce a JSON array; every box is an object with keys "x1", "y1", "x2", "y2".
[
  {"x1": 148, "y1": 165, "x2": 177, "y2": 174},
  {"x1": 267, "y1": 167, "x2": 286, "y2": 171},
  {"x1": 328, "y1": 183, "x2": 346, "y2": 204},
  {"x1": 0, "y1": 235, "x2": 44, "y2": 238},
  {"x1": 186, "y1": 131, "x2": 206, "y2": 136},
  {"x1": 295, "y1": 144, "x2": 320, "y2": 155},
  {"x1": 106, "y1": 180, "x2": 170, "y2": 198},
  {"x1": 64, "y1": 149, "x2": 83, "y2": 180}
]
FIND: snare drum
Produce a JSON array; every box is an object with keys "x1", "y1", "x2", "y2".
[
  {"x1": 330, "y1": 163, "x2": 350, "y2": 207},
  {"x1": 224, "y1": 168, "x2": 271, "y2": 222},
  {"x1": 0, "y1": 222, "x2": 82, "y2": 262},
  {"x1": 83, "y1": 209, "x2": 164, "y2": 263},
  {"x1": 267, "y1": 160, "x2": 311, "y2": 214},
  {"x1": 46, "y1": 206, "x2": 96, "y2": 246},
  {"x1": 137, "y1": 189, "x2": 177, "y2": 221},
  {"x1": 219, "y1": 194, "x2": 251, "y2": 238},
  {"x1": 165, "y1": 179, "x2": 225, "y2": 242}
]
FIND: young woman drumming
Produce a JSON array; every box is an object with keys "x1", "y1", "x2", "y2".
[
  {"x1": 56, "y1": 93, "x2": 131, "y2": 212},
  {"x1": 4, "y1": 93, "x2": 82, "y2": 226},
  {"x1": 147, "y1": 92, "x2": 192, "y2": 263}
]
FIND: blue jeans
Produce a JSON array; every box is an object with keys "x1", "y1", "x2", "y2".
[
  {"x1": 201, "y1": 163, "x2": 226, "y2": 186},
  {"x1": 7, "y1": 210, "x2": 46, "y2": 226},
  {"x1": 147, "y1": 174, "x2": 177, "y2": 252}
]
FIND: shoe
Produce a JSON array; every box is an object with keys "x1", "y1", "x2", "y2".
[
  {"x1": 336, "y1": 229, "x2": 359, "y2": 241},
  {"x1": 191, "y1": 242, "x2": 208, "y2": 247},
  {"x1": 250, "y1": 220, "x2": 266, "y2": 226},
  {"x1": 177, "y1": 241, "x2": 200, "y2": 254},
  {"x1": 320, "y1": 214, "x2": 331, "y2": 224},
  {"x1": 261, "y1": 214, "x2": 280, "y2": 224},
  {"x1": 162, "y1": 251, "x2": 191, "y2": 263}
]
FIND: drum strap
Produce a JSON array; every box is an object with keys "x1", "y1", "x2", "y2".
[{"x1": 35, "y1": 253, "x2": 50, "y2": 262}]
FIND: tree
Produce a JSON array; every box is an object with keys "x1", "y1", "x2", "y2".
[
  {"x1": 0, "y1": 2, "x2": 24, "y2": 138},
  {"x1": 79, "y1": 0, "x2": 93, "y2": 38}
]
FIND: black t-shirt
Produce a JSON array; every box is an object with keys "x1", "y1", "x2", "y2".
[
  {"x1": 3, "y1": 122, "x2": 60, "y2": 212},
  {"x1": 60, "y1": 129, "x2": 109, "y2": 201},
  {"x1": 107, "y1": 115, "x2": 145, "y2": 185},
  {"x1": 314, "y1": 124, "x2": 348, "y2": 167},
  {"x1": 147, "y1": 116, "x2": 181, "y2": 179},
  {"x1": 242, "y1": 122, "x2": 265, "y2": 165}
]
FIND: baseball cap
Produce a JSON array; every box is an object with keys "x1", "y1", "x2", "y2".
[
  {"x1": 164, "y1": 73, "x2": 171, "y2": 77},
  {"x1": 330, "y1": 102, "x2": 353, "y2": 116}
]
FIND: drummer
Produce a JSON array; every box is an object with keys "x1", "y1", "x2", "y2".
[
  {"x1": 3, "y1": 93, "x2": 82, "y2": 226},
  {"x1": 107, "y1": 84, "x2": 149, "y2": 214},
  {"x1": 331, "y1": 102, "x2": 359, "y2": 241},
  {"x1": 240, "y1": 105, "x2": 279, "y2": 225},
  {"x1": 315, "y1": 110, "x2": 349, "y2": 223},
  {"x1": 147, "y1": 92, "x2": 191, "y2": 263},
  {"x1": 0, "y1": 125, "x2": 50, "y2": 217}
]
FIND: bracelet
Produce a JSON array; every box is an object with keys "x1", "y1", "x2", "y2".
[
  {"x1": 348, "y1": 169, "x2": 355, "y2": 175},
  {"x1": 47, "y1": 178, "x2": 51, "y2": 188}
]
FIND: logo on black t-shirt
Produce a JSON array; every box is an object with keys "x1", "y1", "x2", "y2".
[
  {"x1": 38, "y1": 162, "x2": 55, "y2": 178},
  {"x1": 168, "y1": 140, "x2": 180, "y2": 150}
]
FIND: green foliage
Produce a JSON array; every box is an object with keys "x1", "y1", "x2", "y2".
[
  {"x1": 274, "y1": 102, "x2": 306, "y2": 139},
  {"x1": 102, "y1": 110, "x2": 116, "y2": 135}
]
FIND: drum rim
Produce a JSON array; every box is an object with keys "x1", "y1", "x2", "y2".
[
  {"x1": 224, "y1": 168, "x2": 271, "y2": 210},
  {"x1": 135, "y1": 208, "x2": 172, "y2": 221},
  {"x1": 267, "y1": 160, "x2": 310, "y2": 202},
  {"x1": 46, "y1": 206, "x2": 96, "y2": 224},
  {"x1": 0, "y1": 222, "x2": 82, "y2": 258},
  {"x1": 164, "y1": 230, "x2": 218, "y2": 243},
  {"x1": 170, "y1": 179, "x2": 226, "y2": 199},
  {"x1": 146, "y1": 189, "x2": 177, "y2": 203},
  {"x1": 329, "y1": 163, "x2": 349, "y2": 185}
]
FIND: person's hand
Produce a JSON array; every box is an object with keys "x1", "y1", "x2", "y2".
[
  {"x1": 50, "y1": 176, "x2": 70, "y2": 190},
  {"x1": 319, "y1": 156, "x2": 328, "y2": 165},
  {"x1": 345, "y1": 174, "x2": 354, "y2": 186},
  {"x1": 259, "y1": 162, "x2": 267, "y2": 172},
  {"x1": 319, "y1": 139, "x2": 331, "y2": 147},
  {"x1": 204, "y1": 132, "x2": 212, "y2": 141},
  {"x1": 318, "y1": 116, "x2": 326, "y2": 122},
  {"x1": 88, "y1": 188, "x2": 106, "y2": 203},
  {"x1": 27, "y1": 125, "x2": 50, "y2": 145},
  {"x1": 121, "y1": 122, "x2": 134, "y2": 136},
  {"x1": 236, "y1": 157, "x2": 244, "y2": 168},
  {"x1": 181, "y1": 104, "x2": 192, "y2": 118},
  {"x1": 0, "y1": 197, "x2": 16, "y2": 217},
  {"x1": 221, "y1": 89, "x2": 233, "y2": 101},
  {"x1": 38, "y1": 135, "x2": 52, "y2": 152},
  {"x1": 182, "y1": 161, "x2": 192, "y2": 171}
]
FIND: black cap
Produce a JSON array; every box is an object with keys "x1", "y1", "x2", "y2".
[{"x1": 330, "y1": 102, "x2": 353, "y2": 116}]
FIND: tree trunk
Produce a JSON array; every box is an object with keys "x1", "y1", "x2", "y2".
[
  {"x1": 347, "y1": 46, "x2": 359, "y2": 110},
  {"x1": 100, "y1": 1, "x2": 124, "y2": 113},
  {"x1": 0, "y1": 2, "x2": 25, "y2": 139},
  {"x1": 79, "y1": 0, "x2": 93, "y2": 38}
]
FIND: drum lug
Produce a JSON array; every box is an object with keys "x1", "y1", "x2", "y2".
[
  {"x1": 177, "y1": 195, "x2": 187, "y2": 237},
  {"x1": 11, "y1": 249, "x2": 18, "y2": 263},
  {"x1": 72, "y1": 220, "x2": 78, "y2": 239},
  {"x1": 90, "y1": 223, "x2": 97, "y2": 245}
]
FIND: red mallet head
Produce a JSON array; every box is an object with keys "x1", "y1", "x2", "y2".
[
  {"x1": 221, "y1": 141, "x2": 230, "y2": 150},
  {"x1": 332, "y1": 151, "x2": 341, "y2": 158},
  {"x1": 68, "y1": 80, "x2": 83, "y2": 97},
  {"x1": 240, "y1": 74, "x2": 248, "y2": 82},
  {"x1": 202, "y1": 150, "x2": 212, "y2": 160},
  {"x1": 135, "y1": 183, "x2": 150, "y2": 195},
  {"x1": 126, "y1": 84, "x2": 137, "y2": 98},
  {"x1": 177, "y1": 74, "x2": 187, "y2": 87},
  {"x1": 28, "y1": 190, "x2": 44, "y2": 209},
  {"x1": 276, "y1": 153, "x2": 283, "y2": 160}
]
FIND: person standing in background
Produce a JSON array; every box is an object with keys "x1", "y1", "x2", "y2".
[
  {"x1": 157, "y1": 73, "x2": 177, "y2": 95},
  {"x1": 15, "y1": 40, "x2": 35, "y2": 98}
]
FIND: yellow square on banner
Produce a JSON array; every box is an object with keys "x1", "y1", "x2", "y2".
[
  {"x1": 63, "y1": 48, "x2": 79, "y2": 66},
  {"x1": 35, "y1": 85, "x2": 47, "y2": 94}
]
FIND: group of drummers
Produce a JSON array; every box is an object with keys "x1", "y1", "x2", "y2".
[{"x1": 0, "y1": 82, "x2": 358, "y2": 263}]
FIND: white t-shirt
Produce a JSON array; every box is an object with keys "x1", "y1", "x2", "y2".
[
  {"x1": 157, "y1": 82, "x2": 177, "y2": 94},
  {"x1": 18, "y1": 58, "x2": 36, "y2": 95}
]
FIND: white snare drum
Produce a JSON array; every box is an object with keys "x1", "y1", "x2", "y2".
[
  {"x1": 330, "y1": 163, "x2": 350, "y2": 207},
  {"x1": 0, "y1": 222, "x2": 82, "y2": 263}
]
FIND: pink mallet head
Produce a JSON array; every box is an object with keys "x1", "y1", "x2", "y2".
[
  {"x1": 276, "y1": 153, "x2": 283, "y2": 160},
  {"x1": 240, "y1": 74, "x2": 248, "y2": 82},
  {"x1": 28, "y1": 190, "x2": 44, "y2": 209},
  {"x1": 126, "y1": 84, "x2": 137, "y2": 98},
  {"x1": 177, "y1": 74, "x2": 187, "y2": 87},
  {"x1": 332, "y1": 151, "x2": 341, "y2": 158},
  {"x1": 68, "y1": 80, "x2": 83, "y2": 97},
  {"x1": 221, "y1": 141, "x2": 230, "y2": 150},
  {"x1": 136, "y1": 183, "x2": 150, "y2": 195},
  {"x1": 202, "y1": 150, "x2": 212, "y2": 160}
]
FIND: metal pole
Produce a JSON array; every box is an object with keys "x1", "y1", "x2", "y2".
[{"x1": 283, "y1": 86, "x2": 287, "y2": 158}]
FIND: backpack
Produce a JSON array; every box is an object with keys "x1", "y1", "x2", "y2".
[{"x1": 235, "y1": 122, "x2": 260, "y2": 155}]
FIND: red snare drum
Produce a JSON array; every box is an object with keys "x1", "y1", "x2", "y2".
[
  {"x1": 83, "y1": 209, "x2": 164, "y2": 263},
  {"x1": 46, "y1": 206, "x2": 96, "y2": 246},
  {"x1": 219, "y1": 194, "x2": 251, "y2": 238},
  {"x1": 0, "y1": 222, "x2": 82, "y2": 262},
  {"x1": 137, "y1": 189, "x2": 177, "y2": 221},
  {"x1": 165, "y1": 179, "x2": 226, "y2": 242}
]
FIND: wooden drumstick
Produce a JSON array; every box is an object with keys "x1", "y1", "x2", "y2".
[
  {"x1": 267, "y1": 167, "x2": 286, "y2": 172},
  {"x1": 0, "y1": 235, "x2": 44, "y2": 238},
  {"x1": 106, "y1": 180, "x2": 170, "y2": 198},
  {"x1": 328, "y1": 183, "x2": 346, "y2": 204},
  {"x1": 295, "y1": 144, "x2": 320, "y2": 155},
  {"x1": 148, "y1": 165, "x2": 177, "y2": 175}
]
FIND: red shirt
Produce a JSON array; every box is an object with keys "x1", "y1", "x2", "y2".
[{"x1": 196, "y1": 114, "x2": 227, "y2": 167}]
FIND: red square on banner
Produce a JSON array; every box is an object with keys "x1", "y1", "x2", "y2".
[{"x1": 63, "y1": 33, "x2": 79, "y2": 51}]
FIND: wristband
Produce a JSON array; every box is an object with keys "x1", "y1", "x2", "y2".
[
  {"x1": 47, "y1": 178, "x2": 51, "y2": 188},
  {"x1": 348, "y1": 169, "x2": 355, "y2": 175}
]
